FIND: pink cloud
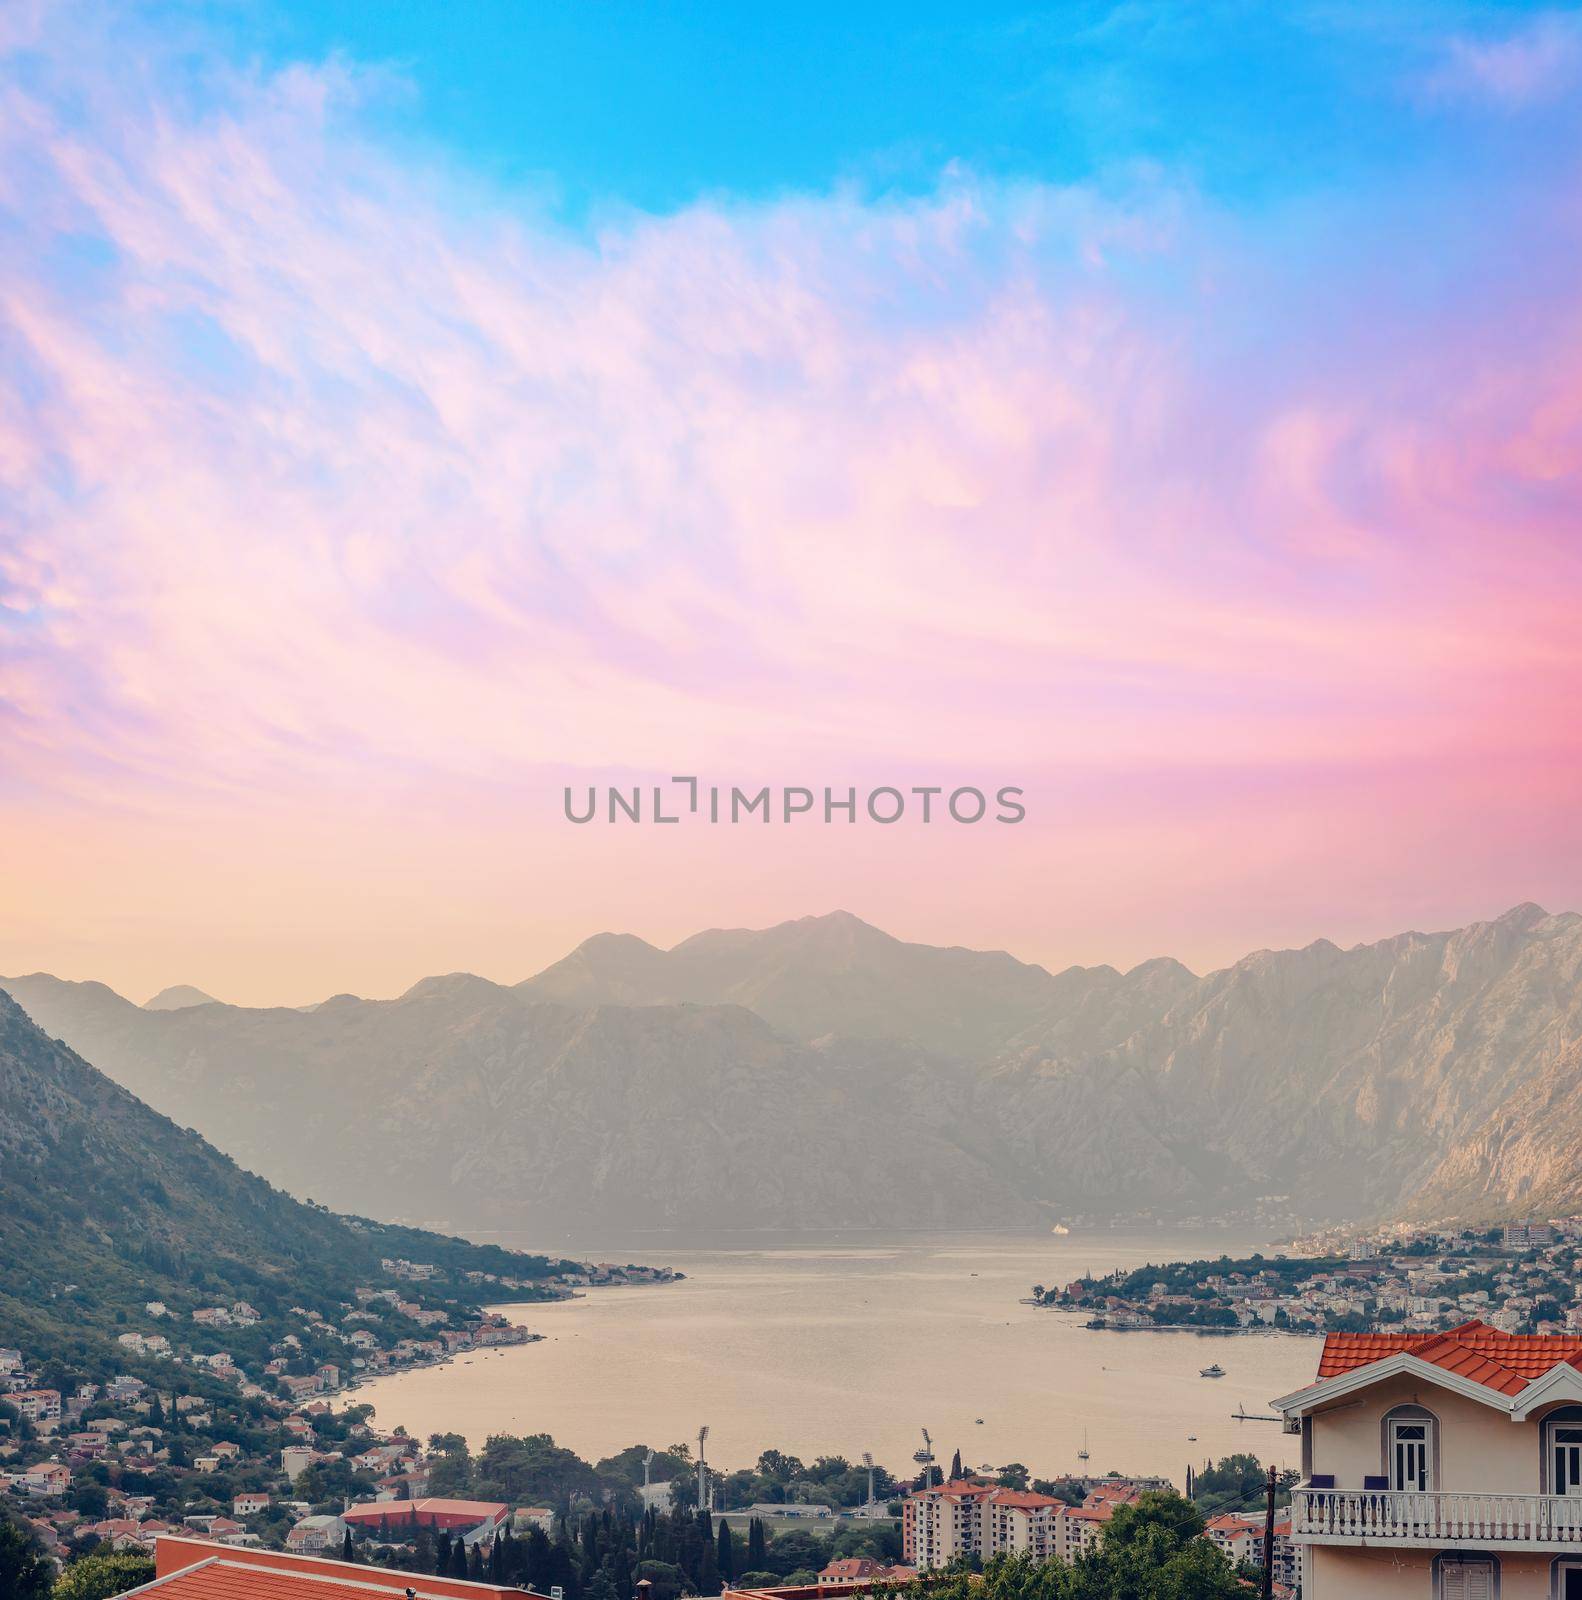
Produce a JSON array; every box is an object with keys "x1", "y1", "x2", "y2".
[
  {"x1": 2, "y1": 14, "x2": 1582, "y2": 999},
  {"x1": 1420, "y1": 12, "x2": 1582, "y2": 106}
]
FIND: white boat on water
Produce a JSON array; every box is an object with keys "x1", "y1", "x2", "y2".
[{"x1": 1200, "y1": 1363, "x2": 1226, "y2": 1378}]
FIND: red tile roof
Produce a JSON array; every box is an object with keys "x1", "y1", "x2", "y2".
[
  {"x1": 985, "y1": 1490, "x2": 1064, "y2": 1510},
  {"x1": 1316, "y1": 1319, "x2": 1582, "y2": 1396},
  {"x1": 341, "y1": 1499, "x2": 507, "y2": 1528},
  {"x1": 148, "y1": 1537, "x2": 533, "y2": 1600},
  {"x1": 1204, "y1": 1513, "x2": 1260, "y2": 1534}
]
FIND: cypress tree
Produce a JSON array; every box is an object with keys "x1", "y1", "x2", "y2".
[
  {"x1": 950, "y1": 1450, "x2": 962, "y2": 1482},
  {"x1": 715, "y1": 1519, "x2": 735, "y2": 1581},
  {"x1": 746, "y1": 1518, "x2": 766, "y2": 1571},
  {"x1": 435, "y1": 1532, "x2": 452, "y2": 1576},
  {"x1": 341, "y1": 1530, "x2": 356, "y2": 1564},
  {"x1": 467, "y1": 1545, "x2": 483, "y2": 1581},
  {"x1": 451, "y1": 1541, "x2": 470, "y2": 1580},
  {"x1": 490, "y1": 1533, "x2": 504, "y2": 1582},
  {"x1": 525, "y1": 1527, "x2": 554, "y2": 1592}
]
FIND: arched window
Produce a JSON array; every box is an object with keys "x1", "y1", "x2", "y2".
[
  {"x1": 1550, "y1": 1555, "x2": 1582, "y2": 1600},
  {"x1": 1382, "y1": 1403, "x2": 1439, "y2": 1492},
  {"x1": 1435, "y1": 1551, "x2": 1497, "y2": 1598},
  {"x1": 1543, "y1": 1408, "x2": 1582, "y2": 1496}
]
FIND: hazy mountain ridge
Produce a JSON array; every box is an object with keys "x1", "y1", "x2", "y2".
[
  {"x1": 9, "y1": 904, "x2": 1582, "y2": 1233},
  {"x1": 0, "y1": 969, "x2": 1038, "y2": 1233},
  {"x1": 0, "y1": 989, "x2": 573, "y2": 1361},
  {"x1": 143, "y1": 983, "x2": 220, "y2": 1010},
  {"x1": 518, "y1": 908, "x2": 1178, "y2": 1058}
]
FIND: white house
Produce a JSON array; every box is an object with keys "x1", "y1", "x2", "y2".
[{"x1": 1274, "y1": 1318, "x2": 1582, "y2": 1598}]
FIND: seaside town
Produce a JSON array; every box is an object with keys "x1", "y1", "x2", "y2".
[
  {"x1": 2, "y1": 1294, "x2": 1303, "y2": 1598},
  {"x1": 19, "y1": 1217, "x2": 1582, "y2": 1599},
  {"x1": 1031, "y1": 1217, "x2": 1582, "y2": 1336},
  {"x1": 0, "y1": 1256, "x2": 686, "y2": 1578}
]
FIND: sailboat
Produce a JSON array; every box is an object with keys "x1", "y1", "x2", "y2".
[{"x1": 1077, "y1": 1430, "x2": 1090, "y2": 1463}]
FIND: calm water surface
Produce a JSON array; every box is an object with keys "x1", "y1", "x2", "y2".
[{"x1": 355, "y1": 1231, "x2": 1311, "y2": 1486}]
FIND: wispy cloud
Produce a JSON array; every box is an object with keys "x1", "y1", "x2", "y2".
[
  {"x1": 1420, "y1": 10, "x2": 1582, "y2": 106},
  {"x1": 3, "y1": 3, "x2": 1582, "y2": 996}
]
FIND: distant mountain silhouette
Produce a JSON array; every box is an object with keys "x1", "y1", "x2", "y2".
[
  {"x1": 143, "y1": 984, "x2": 219, "y2": 1010},
  {"x1": 9, "y1": 904, "x2": 1582, "y2": 1235},
  {"x1": 519, "y1": 910, "x2": 1185, "y2": 1058}
]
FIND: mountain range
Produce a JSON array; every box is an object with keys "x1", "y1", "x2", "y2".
[
  {"x1": 6, "y1": 904, "x2": 1582, "y2": 1238},
  {"x1": 0, "y1": 987, "x2": 572, "y2": 1364}
]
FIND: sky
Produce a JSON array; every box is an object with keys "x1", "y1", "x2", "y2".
[{"x1": 3, "y1": 1, "x2": 1582, "y2": 1005}]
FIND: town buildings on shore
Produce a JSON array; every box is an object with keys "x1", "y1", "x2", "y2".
[
  {"x1": 901, "y1": 1473, "x2": 1292, "y2": 1588},
  {"x1": 1041, "y1": 1216, "x2": 1582, "y2": 1337}
]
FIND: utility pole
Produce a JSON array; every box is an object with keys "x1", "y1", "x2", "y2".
[{"x1": 1260, "y1": 1463, "x2": 1277, "y2": 1600}]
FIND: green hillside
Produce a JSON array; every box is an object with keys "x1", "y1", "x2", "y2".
[{"x1": 0, "y1": 988, "x2": 574, "y2": 1375}]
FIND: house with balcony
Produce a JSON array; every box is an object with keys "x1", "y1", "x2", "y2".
[{"x1": 1273, "y1": 1319, "x2": 1582, "y2": 1598}]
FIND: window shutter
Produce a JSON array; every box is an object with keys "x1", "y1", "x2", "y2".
[{"x1": 1441, "y1": 1560, "x2": 1494, "y2": 1600}]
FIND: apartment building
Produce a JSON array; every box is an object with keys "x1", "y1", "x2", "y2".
[
  {"x1": 986, "y1": 1489, "x2": 1067, "y2": 1561},
  {"x1": 904, "y1": 1479, "x2": 994, "y2": 1567},
  {"x1": 904, "y1": 1479, "x2": 1070, "y2": 1569},
  {"x1": 1274, "y1": 1318, "x2": 1582, "y2": 1598}
]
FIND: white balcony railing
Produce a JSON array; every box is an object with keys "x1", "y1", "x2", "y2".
[{"x1": 1292, "y1": 1486, "x2": 1582, "y2": 1547}]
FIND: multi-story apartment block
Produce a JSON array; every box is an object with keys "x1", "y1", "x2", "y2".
[
  {"x1": 986, "y1": 1489, "x2": 1067, "y2": 1561},
  {"x1": 1275, "y1": 1319, "x2": 1582, "y2": 1598},
  {"x1": 904, "y1": 1479, "x2": 993, "y2": 1567},
  {"x1": 11, "y1": 1388, "x2": 62, "y2": 1422},
  {"x1": 904, "y1": 1480, "x2": 1069, "y2": 1569}
]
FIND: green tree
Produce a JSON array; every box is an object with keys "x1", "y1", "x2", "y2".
[
  {"x1": 1103, "y1": 1490, "x2": 1205, "y2": 1551},
  {"x1": 53, "y1": 1551, "x2": 156, "y2": 1600},
  {"x1": 426, "y1": 1434, "x2": 474, "y2": 1498},
  {"x1": 66, "y1": 1485, "x2": 109, "y2": 1520},
  {"x1": 716, "y1": 1519, "x2": 736, "y2": 1582},
  {"x1": 762, "y1": 1531, "x2": 826, "y2": 1579},
  {"x1": 0, "y1": 1516, "x2": 52, "y2": 1600},
  {"x1": 754, "y1": 1451, "x2": 803, "y2": 1484}
]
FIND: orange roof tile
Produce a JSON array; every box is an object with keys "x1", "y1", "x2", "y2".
[
  {"x1": 150, "y1": 1538, "x2": 530, "y2": 1600},
  {"x1": 1315, "y1": 1319, "x2": 1582, "y2": 1396}
]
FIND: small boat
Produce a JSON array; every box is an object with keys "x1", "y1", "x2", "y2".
[
  {"x1": 1200, "y1": 1364, "x2": 1226, "y2": 1378},
  {"x1": 1077, "y1": 1431, "x2": 1090, "y2": 1462},
  {"x1": 975, "y1": 1418, "x2": 984, "y2": 1425},
  {"x1": 1187, "y1": 1435, "x2": 1197, "y2": 1442}
]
